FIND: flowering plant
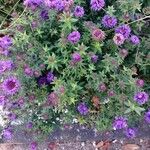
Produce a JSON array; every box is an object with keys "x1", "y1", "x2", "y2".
[{"x1": 0, "y1": 0, "x2": 150, "y2": 143}]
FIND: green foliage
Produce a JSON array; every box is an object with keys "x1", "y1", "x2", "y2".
[{"x1": 0, "y1": 0, "x2": 150, "y2": 140}]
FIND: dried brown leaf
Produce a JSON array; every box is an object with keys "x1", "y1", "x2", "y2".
[
  {"x1": 92, "y1": 96, "x2": 100, "y2": 109},
  {"x1": 122, "y1": 144, "x2": 140, "y2": 150},
  {"x1": 96, "y1": 141, "x2": 112, "y2": 150}
]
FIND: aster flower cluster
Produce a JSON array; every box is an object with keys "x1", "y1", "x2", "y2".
[
  {"x1": 102, "y1": 15, "x2": 117, "y2": 28},
  {"x1": 0, "y1": 0, "x2": 149, "y2": 143},
  {"x1": 67, "y1": 31, "x2": 81, "y2": 44},
  {"x1": 90, "y1": 0, "x2": 105, "y2": 11},
  {"x1": 0, "y1": 36, "x2": 12, "y2": 56},
  {"x1": 113, "y1": 117, "x2": 137, "y2": 138}
]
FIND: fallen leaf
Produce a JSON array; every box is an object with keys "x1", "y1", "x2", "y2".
[
  {"x1": 96, "y1": 141, "x2": 112, "y2": 150},
  {"x1": 122, "y1": 144, "x2": 140, "y2": 150},
  {"x1": 48, "y1": 142, "x2": 57, "y2": 150},
  {"x1": 95, "y1": 141, "x2": 104, "y2": 148}
]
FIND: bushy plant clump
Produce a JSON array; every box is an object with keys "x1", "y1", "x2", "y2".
[{"x1": 0, "y1": 0, "x2": 150, "y2": 143}]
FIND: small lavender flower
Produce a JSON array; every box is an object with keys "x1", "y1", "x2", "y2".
[
  {"x1": 24, "y1": 0, "x2": 42, "y2": 7},
  {"x1": 48, "y1": 92, "x2": 59, "y2": 106},
  {"x1": 72, "y1": 52, "x2": 82, "y2": 63},
  {"x1": 124, "y1": 128, "x2": 136, "y2": 139},
  {"x1": 134, "y1": 92, "x2": 149, "y2": 105},
  {"x1": 54, "y1": 0, "x2": 64, "y2": 11},
  {"x1": 8, "y1": 113, "x2": 17, "y2": 121},
  {"x1": 31, "y1": 21, "x2": 38, "y2": 29},
  {"x1": 91, "y1": 54, "x2": 98, "y2": 63},
  {"x1": 136, "y1": 79, "x2": 144, "y2": 88},
  {"x1": 0, "y1": 61, "x2": 6, "y2": 74},
  {"x1": 74, "y1": 6, "x2": 85, "y2": 18},
  {"x1": 0, "y1": 48, "x2": 10, "y2": 56},
  {"x1": 144, "y1": 110, "x2": 150, "y2": 123},
  {"x1": 2, "y1": 76, "x2": 20, "y2": 95},
  {"x1": 99, "y1": 83, "x2": 107, "y2": 92},
  {"x1": 30, "y1": 141, "x2": 38, "y2": 150},
  {"x1": 113, "y1": 33, "x2": 125, "y2": 45},
  {"x1": 67, "y1": 31, "x2": 81, "y2": 44},
  {"x1": 0, "y1": 95, "x2": 6, "y2": 106},
  {"x1": 44, "y1": 0, "x2": 55, "y2": 9},
  {"x1": 115, "y1": 24, "x2": 131, "y2": 39},
  {"x1": 24, "y1": 66, "x2": 33, "y2": 76},
  {"x1": 107, "y1": 90, "x2": 115, "y2": 97},
  {"x1": 40, "y1": 10, "x2": 49, "y2": 20},
  {"x1": 102, "y1": 15, "x2": 117, "y2": 28},
  {"x1": 90, "y1": 0, "x2": 105, "y2": 11},
  {"x1": 0, "y1": 36, "x2": 12, "y2": 49},
  {"x1": 47, "y1": 71, "x2": 54, "y2": 83},
  {"x1": 119, "y1": 49, "x2": 128, "y2": 58},
  {"x1": 26, "y1": 122, "x2": 33, "y2": 129},
  {"x1": 92, "y1": 28, "x2": 105, "y2": 41},
  {"x1": 113, "y1": 116, "x2": 128, "y2": 130},
  {"x1": 130, "y1": 35, "x2": 140, "y2": 45},
  {"x1": 38, "y1": 76, "x2": 47, "y2": 86},
  {"x1": 3, "y1": 128, "x2": 13, "y2": 140},
  {"x1": 77, "y1": 102, "x2": 89, "y2": 115},
  {"x1": 0, "y1": 60, "x2": 14, "y2": 74}
]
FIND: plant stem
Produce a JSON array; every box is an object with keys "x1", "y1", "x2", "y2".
[{"x1": 0, "y1": 0, "x2": 21, "y2": 29}]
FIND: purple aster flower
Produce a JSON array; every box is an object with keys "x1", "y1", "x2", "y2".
[
  {"x1": 48, "y1": 92, "x2": 59, "y2": 106},
  {"x1": 44, "y1": 0, "x2": 55, "y2": 9},
  {"x1": 134, "y1": 92, "x2": 149, "y2": 105},
  {"x1": 3, "y1": 128, "x2": 13, "y2": 140},
  {"x1": 31, "y1": 21, "x2": 38, "y2": 29},
  {"x1": 0, "y1": 36, "x2": 12, "y2": 49},
  {"x1": 63, "y1": 0, "x2": 74, "y2": 9},
  {"x1": 38, "y1": 76, "x2": 47, "y2": 86},
  {"x1": 0, "y1": 95, "x2": 6, "y2": 106},
  {"x1": 17, "y1": 98, "x2": 24, "y2": 108},
  {"x1": 124, "y1": 128, "x2": 137, "y2": 139},
  {"x1": 115, "y1": 24, "x2": 131, "y2": 39},
  {"x1": 26, "y1": 122, "x2": 33, "y2": 129},
  {"x1": 2, "y1": 76, "x2": 20, "y2": 95},
  {"x1": 130, "y1": 35, "x2": 140, "y2": 45},
  {"x1": 90, "y1": 0, "x2": 105, "y2": 11},
  {"x1": 99, "y1": 83, "x2": 107, "y2": 92},
  {"x1": 136, "y1": 79, "x2": 144, "y2": 88},
  {"x1": 77, "y1": 102, "x2": 89, "y2": 115},
  {"x1": 102, "y1": 15, "x2": 117, "y2": 28},
  {"x1": 67, "y1": 31, "x2": 81, "y2": 44},
  {"x1": 72, "y1": 52, "x2": 82, "y2": 63},
  {"x1": 47, "y1": 71, "x2": 54, "y2": 83},
  {"x1": 107, "y1": 90, "x2": 115, "y2": 97},
  {"x1": 113, "y1": 33, "x2": 125, "y2": 45},
  {"x1": 0, "y1": 60, "x2": 14, "y2": 74},
  {"x1": 54, "y1": 0, "x2": 64, "y2": 11},
  {"x1": 144, "y1": 110, "x2": 150, "y2": 123},
  {"x1": 40, "y1": 10, "x2": 49, "y2": 20},
  {"x1": 24, "y1": 65, "x2": 33, "y2": 76},
  {"x1": 91, "y1": 54, "x2": 98, "y2": 63},
  {"x1": 23, "y1": 0, "x2": 42, "y2": 7},
  {"x1": 92, "y1": 28, "x2": 105, "y2": 41},
  {"x1": 0, "y1": 48, "x2": 10, "y2": 56},
  {"x1": 8, "y1": 113, "x2": 17, "y2": 121},
  {"x1": 0, "y1": 61, "x2": 7, "y2": 74},
  {"x1": 74, "y1": 6, "x2": 85, "y2": 18},
  {"x1": 113, "y1": 116, "x2": 128, "y2": 130},
  {"x1": 30, "y1": 141, "x2": 38, "y2": 150}
]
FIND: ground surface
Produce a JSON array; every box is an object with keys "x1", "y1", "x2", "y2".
[{"x1": 1, "y1": 122, "x2": 150, "y2": 149}]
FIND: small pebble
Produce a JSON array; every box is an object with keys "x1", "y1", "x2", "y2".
[{"x1": 81, "y1": 142, "x2": 85, "y2": 147}]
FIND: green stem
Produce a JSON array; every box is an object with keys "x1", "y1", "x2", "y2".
[{"x1": 0, "y1": 0, "x2": 21, "y2": 29}]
